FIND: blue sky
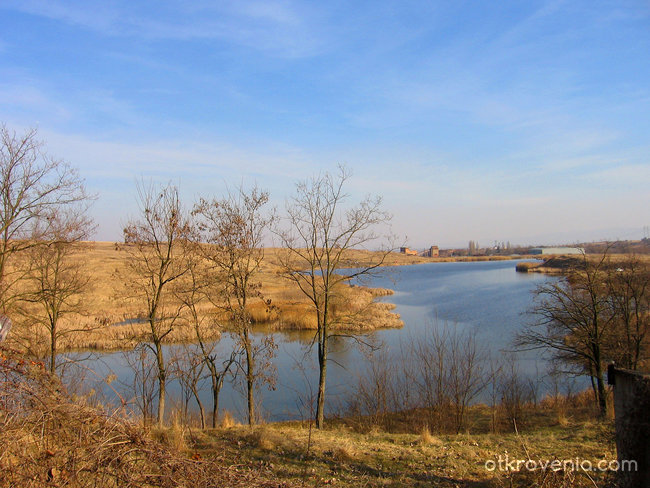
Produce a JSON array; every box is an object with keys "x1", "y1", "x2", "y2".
[{"x1": 1, "y1": 0, "x2": 649, "y2": 247}]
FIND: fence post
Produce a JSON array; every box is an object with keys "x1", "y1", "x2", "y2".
[{"x1": 607, "y1": 364, "x2": 650, "y2": 487}]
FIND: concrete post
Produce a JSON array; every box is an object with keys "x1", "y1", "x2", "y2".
[{"x1": 607, "y1": 365, "x2": 650, "y2": 488}]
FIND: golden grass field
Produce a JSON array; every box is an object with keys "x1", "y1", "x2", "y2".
[
  {"x1": 149, "y1": 388, "x2": 616, "y2": 488},
  {"x1": 201, "y1": 416, "x2": 614, "y2": 487},
  {"x1": 9, "y1": 242, "x2": 412, "y2": 353}
]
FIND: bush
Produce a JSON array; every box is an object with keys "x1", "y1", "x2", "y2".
[{"x1": 0, "y1": 347, "x2": 293, "y2": 487}]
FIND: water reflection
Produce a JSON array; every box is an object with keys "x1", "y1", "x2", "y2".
[{"x1": 66, "y1": 259, "x2": 564, "y2": 422}]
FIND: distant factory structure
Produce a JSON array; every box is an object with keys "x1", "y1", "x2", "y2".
[
  {"x1": 400, "y1": 243, "x2": 586, "y2": 258},
  {"x1": 399, "y1": 245, "x2": 439, "y2": 257},
  {"x1": 529, "y1": 246, "x2": 584, "y2": 255}
]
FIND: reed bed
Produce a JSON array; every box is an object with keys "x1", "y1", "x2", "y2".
[{"x1": 6, "y1": 242, "x2": 403, "y2": 352}]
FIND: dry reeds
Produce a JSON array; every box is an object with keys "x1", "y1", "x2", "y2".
[
  {"x1": 515, "y1": 261, "x2": 542, "y2": 272},
  {"x1": 419, "y1": 425, "x2": 443, "y2": 446},
  {"x1": 7, "y1": 242, "x2": 404, "y2": 352},
  {"x1": 220, "y1": 410, "x2": 238, "y2": 429}
]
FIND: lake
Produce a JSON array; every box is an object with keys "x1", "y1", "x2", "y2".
[{"x1": 71, "y1": 259, "x2": 561, "y2": 422}]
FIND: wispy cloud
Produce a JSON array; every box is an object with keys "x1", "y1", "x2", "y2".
[
  {"x1": 38, "y1": 130, "x2": 314, "y2": 181},
  {"x1": 2, "y1": 0, "x2": 326, "y2": 58},
  {"x1": 0, "y1": 0, "x2": 648, "y2": 244},
  {"x1": 0, "y1": 82, "x2": 72, "y2": 123},
  {"x1": 584, "y1": 163, "x2": 650, "y2": 186}
]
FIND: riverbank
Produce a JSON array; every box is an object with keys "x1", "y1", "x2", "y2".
[
  {"x1": 515, "y1": 253, "x2": 650, "y2": 274},
  {"x1": 338, "y1": 250, "x2": 534, "y2": 267},
  {"x1": 7, "y1": 243, "x2": 551, "y2": 353}
]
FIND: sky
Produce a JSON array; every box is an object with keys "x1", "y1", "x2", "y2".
[{"x1": 1, "y1": 0, "x2": 649, "y2": 248}]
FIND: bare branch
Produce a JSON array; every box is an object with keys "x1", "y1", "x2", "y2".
[{"x1": 274, "y1": 164, "x2": 394, "y2": 428}]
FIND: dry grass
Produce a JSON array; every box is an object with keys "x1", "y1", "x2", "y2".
[
  {"x1": 420, "y1": 425, "x2": 443, "y2": 446},
  {"x1": 7, "y1": 242, "x2": 405, "y2": 352},
  {"x1": 220, "y1": 410, "x2": 238, "y2": 429},
  {"x1": 0, "y1": 347, "x2": 295, "y2": 488},
  {"x1": 200, "y1": 415, "x2": 615, "y2": 487},
  {"x1": 332, "y1": 444, "x2": 357, "y2": 462},
  {"x1": 153, "y1": 413, "x2": 189, "y2": 452},
  {"x1": 515, "y1": 261, "x2": 543, "y2": 272},
  {"x1": 12, "y1": 243, "x2": 643, "y2": 353},
  {"x1": 250, "y1": 427, "x2": 277, "y2": 451},
  {"x1": 518, "y1": 253, "x2": 650, "y2": 274}
]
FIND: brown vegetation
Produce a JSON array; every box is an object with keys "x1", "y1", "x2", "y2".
[
  {"x1": 4, "y1": 242, "x2": 403, "y2": 353},
  {"x1": 197, "y1": 398, "x2": 615, "y2": 488},
  {"x1": 0, "y1": 347, "x2": 294, "y2": 488},
  {"x1": 517, "y1": 256, "x2": 584, "y2": 274},
  {"x1": 2, "y1": 344, "x2": 617, "y2": 488},
  {"x1": 518, "y1": 250, "x2": 650, "y2": 417},
  {"x1": 1, "y1": 343, "x2": 618, "y2": 488},
  {"x1": 517, "y1": 253, "x2": 650, "y2": 274}
]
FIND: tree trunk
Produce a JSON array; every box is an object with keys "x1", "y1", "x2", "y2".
[
  {"x1": 50, "y1": 324, "x2": 57, "y2": 374},
  {"x1": 157, "y1": 376, "x2": 166, "y2": 427},
  {"x1": 199, "y1": 405, "x2": 205, "y2": 429},
  {"x1": 592, "y1": 339, "x2": 608, "y2": 417},
  {"x1": 244, "y1": 338, "x2": 255, "y2": 426},
  {"x1": 190, "y1": 385, "x2": 205, "y2": 429},
  {"x1": 247, "y1": 369, "x2": 255, "y2": 426},
  {"x1": 156, "y1": 344, "x2": 166, "y2": 427},
  {"x1": 212, "y1": 374, "x2": 225, "y2": 428},
  {"x1": 589, "y1": 368, "x2": 597, "y2": 401},
  {"x1": 594, "y1": 362, "x2": 608, "y2": 418},
  {"x1": 316, "y1": 339, "x2": 327, "y2": 429}
]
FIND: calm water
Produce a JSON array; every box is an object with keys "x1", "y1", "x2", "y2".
[{"x1": 71, "y1": 259, "x2": 559, "y2": 422}]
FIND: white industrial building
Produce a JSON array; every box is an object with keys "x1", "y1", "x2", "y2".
[{"x1": 529, "y1": 247, "x2": 584, "y2": 255}]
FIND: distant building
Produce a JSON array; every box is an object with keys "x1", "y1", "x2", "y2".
[
  {"x1": 428, "y1": 245, "x2": 439, "y2": 257},
  {"x1": 400, "y1": 247, "x2": 418, "y2": 256},
  {"x1": 529, "y1": 247, "x2": 584, "y2": 255}
]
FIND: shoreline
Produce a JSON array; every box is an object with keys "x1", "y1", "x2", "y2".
[{"x1": 7, "y1": 244, "x2": 533, "y2": 353}]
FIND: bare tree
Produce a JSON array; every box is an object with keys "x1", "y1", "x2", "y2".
[
  {"x1": 193, "y1": 186, "x2": 275, "y2": 426},
  {"x1": 410, "y1": 323, "x2": 488, "y2": 433},
  {"x1": 122, "y1": 182, "x2": 193, "y2": 427},
  {"x1": 517, "y1": 251, "x2": 615, "y2": 417},
  {"x1": 0, "y1": 125, "x2": 89, "y2": 316},
  {"x1": 497, "y1": 353, "x2": 534, "y2": 430},
  {"x1": 18, "y1": 206, "x2": 95, "y2": 373},
  {"x1": 122, "y1": 343, "x2": 158, "y2": 425},
  {"x1": 276, "y1": 165, "x2": 393, "y2": 428},
  {"x1": 173, "y1": 260, "x2": 236, "y2": 428},
  {"x1": 348, "y1": 345, "x2": 415, "y2": 431},
  {"x1": 411, "y1": 325, "x2": 448, "y2": 429},
  {"x1": 445, "y1": 327, "x2": 488, "y2": 433},
  {"x1": 170, "y1": 344, "x2": 207, "y2": 428},
  {"x1": 605, "y1": 254, "x2": 649, "y2": 370}
]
